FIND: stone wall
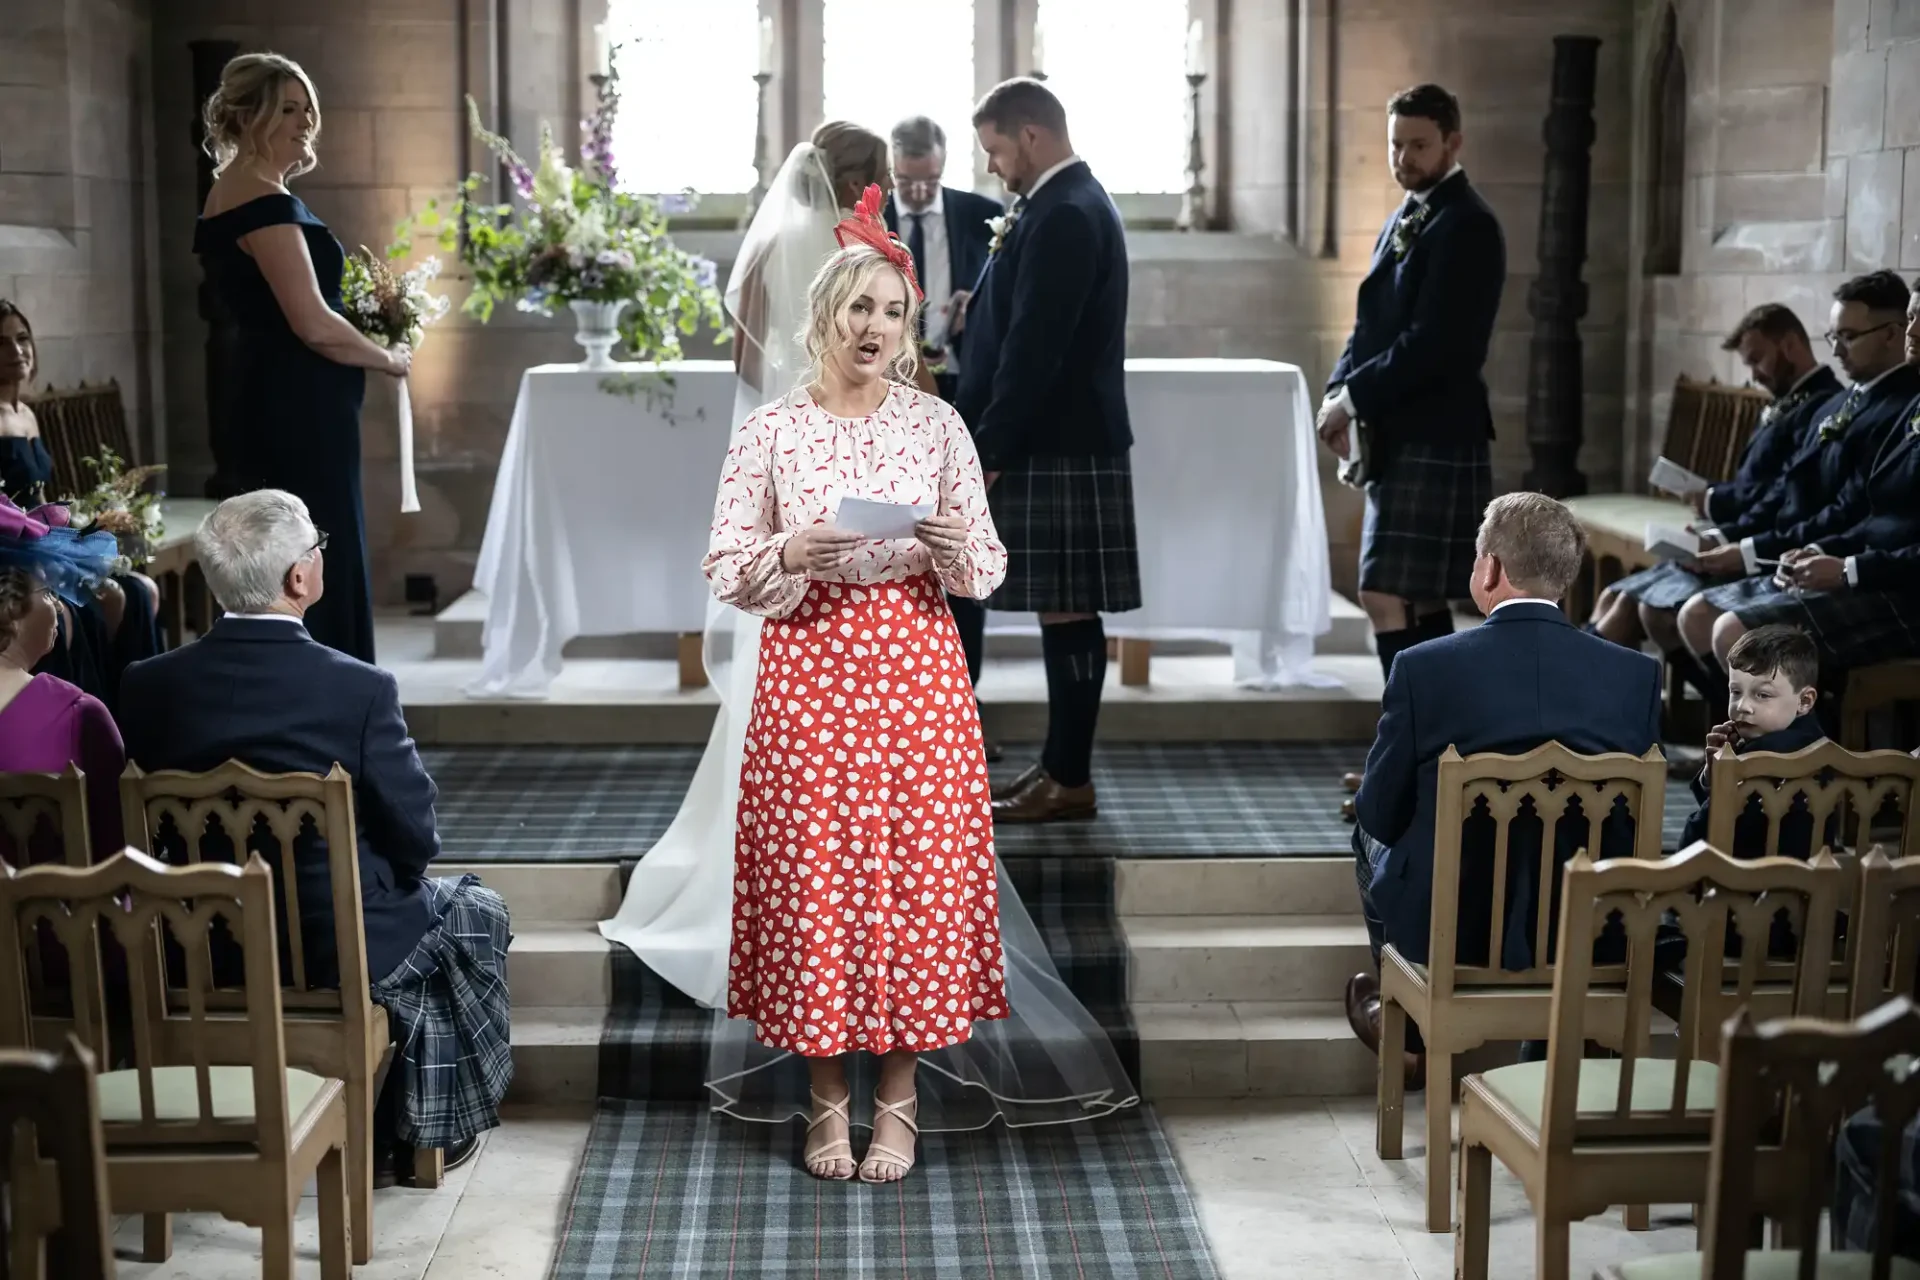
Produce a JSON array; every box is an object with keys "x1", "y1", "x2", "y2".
[
  {"x1": 1, "y1": 0, "x2": 164, "y2": 459},
  {"x1": 140, "y1": 0, "x2": 1656, "y2": 607}
]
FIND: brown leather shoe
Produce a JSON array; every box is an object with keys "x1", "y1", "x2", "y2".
[
  {"x1": 1344, "y1": 973, "x2": 1425, "y2": 1091},
  {"x1": 992, "y1": 773, "x2": 1097, "y2": 824},
  {"x1": 991, "y1": 762, "x2": 1043, "y2": 802},
  {"x1": 1341, "y1": 797, "x2": 1356, "y2": 823},
  {"x1": 1342, "y1": 771, "x2": 1365, "y2": 793}
]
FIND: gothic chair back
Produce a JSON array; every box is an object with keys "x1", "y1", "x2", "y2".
[
  {"x1": 1686, "y1": 381, "x2": 1769, "y2": 484},
  {"x1": 1852, "y1": 849, "x2": 1920, "y2": 1018},
  {"x1": 1375, "y1": 742, "x2": 1667, "y2": 1232},
  {"x1": 23, "y1": 383, "x2": 133, "y2": 502},
  {"x1": 0, "y1": 767, "x2": 96, "y2": 1035},
  {"x1": 0, "y1": 1039, "x2": 114, "y2": 1280},
  {"x1": 1703, "y1": 999, "x2": 1920, "y2": 1280}
]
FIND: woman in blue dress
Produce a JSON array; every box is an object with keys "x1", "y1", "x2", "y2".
[{"x1": 193, "y1": 53, "x2": 409, "y2": 662}]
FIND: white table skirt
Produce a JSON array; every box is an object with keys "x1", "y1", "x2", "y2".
[{"x1": 469, "y1": 358, "x2": 1331, "y2": 698}]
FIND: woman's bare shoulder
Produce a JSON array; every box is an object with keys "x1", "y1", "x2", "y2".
[
  {"x1": 0, "y1": 402, "x2": 39, "y2": 438},
  {"x1": 202, "y1": 172, "x2": 289, "y2": 219}
]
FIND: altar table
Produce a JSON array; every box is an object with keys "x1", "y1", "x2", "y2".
[{"x1": 469, "y1": 358, "x2": 1330, "y2": 698}]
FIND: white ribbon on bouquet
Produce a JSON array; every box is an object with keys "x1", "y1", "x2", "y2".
[{"x1": 397, "y1": 376, "x2": 420, "y2": 514}]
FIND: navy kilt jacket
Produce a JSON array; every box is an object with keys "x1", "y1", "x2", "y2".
[
  {"x1": 1329, "y1": 169, "x2": 1506, "y2": 457},
  {"x1": 1702, "y1": 366, "x2": 1843, "y2": 527},
  {"x1": 952, "y1": 160, "x2": 1132, "y2": 470}
]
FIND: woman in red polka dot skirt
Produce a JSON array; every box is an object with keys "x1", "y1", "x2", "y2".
[{"x1": 703, "y1": 188, "x2": 1008, "y2": 1184}]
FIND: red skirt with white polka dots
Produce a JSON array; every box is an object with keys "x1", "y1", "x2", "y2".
[{"x1": 727, "y1": 574, "x2": 1008, "y2": 1057}]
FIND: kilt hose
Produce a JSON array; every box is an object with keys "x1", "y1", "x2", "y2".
[
  {"x1": 987, "y1": 454, "x2": 1143, "y2": 615},
  {"x1": 1360, "y1": 438, "x2": 1495, "y2": 602},
  {"x1": 1609, "y1": 560, "x2": 1739, "y2": 611},
  {"x1": 1712, "y1": 576, "x2": 1920, "y2": 670}
]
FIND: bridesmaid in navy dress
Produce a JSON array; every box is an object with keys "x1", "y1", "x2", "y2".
[{"x1": 193, "y1": 53, "x2": 409, "y2": 663}]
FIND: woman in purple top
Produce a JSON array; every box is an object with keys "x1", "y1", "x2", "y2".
[{"x1": 0, "y1": 495, "x2": 126, "y2": 862}]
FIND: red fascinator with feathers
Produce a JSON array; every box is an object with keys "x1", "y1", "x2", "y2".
[{"x1": 833, "y1": 184, "x2": 924, "y2": 302}]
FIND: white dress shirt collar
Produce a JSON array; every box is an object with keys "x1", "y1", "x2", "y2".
[
  {"x1": 1489, "y1": 597, "x2": 1560, "y2": 616},
  {"x1": 1787, "y1": 364, "x2": 1828, "y2": 394},
  {"x1": 1405, "y1": 163, "x2": 1465, "y2": 207},
  {"x1": 1024, "y1": 154, "x2": 1083, "y2": 201},
  {"x1": 223, "y1": 612, "x2": 303, "y2": 624},
  {"x1": 1858, "y1": 361, "x2": 1909, "y2": 393}
]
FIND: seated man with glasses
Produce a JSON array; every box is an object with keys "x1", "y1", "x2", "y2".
[
  {"x1": 1674, "y1": 271, "x2": 1920, "y2": 692},
  {"x1": 118, "y1": 488, "x2": 510, "y2": 1183}
]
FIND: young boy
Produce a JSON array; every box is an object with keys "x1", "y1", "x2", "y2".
[{"x1": 1678, "y1": 623, "x2": 1826, "y2": 857}]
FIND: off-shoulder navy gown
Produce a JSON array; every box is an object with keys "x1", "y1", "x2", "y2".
[{"x1": 193, "y1": 193, "x2": 375, "y2": 662}]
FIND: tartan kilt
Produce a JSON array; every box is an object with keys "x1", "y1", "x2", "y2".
[
  {"x1": 1360, "y1": 439, "x2": 1494, "y2": 601},
  {"x1": 987, "y1": 454, "x2": 1143, "y2": 614},
  {"x1": 1608, "y1": 561, "x2": 1730, "y2": 610},
  {"x1": 370, "y1": 874, "x2": 515, "y2": 1148},
  {"x1": 1728, "y1": 584, "x2": 1920, "y2": 670}
]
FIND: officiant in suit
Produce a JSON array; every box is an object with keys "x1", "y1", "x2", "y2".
[
  {"x1": 956, "y1": 78, "x2": 1140, "y2": 825},
  {"x1": 885, "y1": 115, "x2": 1003, "y2": 719},
  {"x1": 1317, "y1": 83, "x2": 1506, "y2": 819}
]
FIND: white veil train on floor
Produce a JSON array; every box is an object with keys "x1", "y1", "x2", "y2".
[{"x1": 599, "y1": 143, "x2": 1138, "y2": 1131}]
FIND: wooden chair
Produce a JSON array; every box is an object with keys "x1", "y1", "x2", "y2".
[
  {"x1": 25, "y1": 382, "x2": 133, "y2": 500},
  {"x1": 0, "y1": 1038, "x2": 114, "y2": 1280},
  {"x1": 1455, "y1": 842, "x2": 1845, "y2": 1280},
  {"x1": 1851, "y1": 849, "x2": 1920, "y2": 1019},
  {"x1": 1841, "y1": 660, "x2": 1920, "y2": 752},
  {"x1": 0, "y1": 849, "x2": 352, "y2": 1279},
  {"x1": 1597, "y1": 997, "x2": 1920, "y2": 1280},
  {"x1": 120, "y1": 760, "x2": 395, "y2": 1265},
  {"x1": 0, "y1": 766, "x2": 93, "y2": 870},
  {"x1": 1378, "y1": 743, "x2": 1668, "y2": 1232}
]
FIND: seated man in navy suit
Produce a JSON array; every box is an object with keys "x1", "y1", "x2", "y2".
[
  {"x1": 119, "y1": 490, "x2": 510, "y2": 1179},
  {"x1": 1344, "y1": 493, "x2": 1664, "y2": 1084}
]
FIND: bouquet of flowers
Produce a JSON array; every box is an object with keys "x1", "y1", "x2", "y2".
[
  {"x1": 63, "y1": 449, "x2": 165, "y2": 569},
  {"x1": 392, "y1": 46, "x2": 727, "y2": 368},
  {"x1": 339, "y1": 251, "x2": 450, "y2": 514}
]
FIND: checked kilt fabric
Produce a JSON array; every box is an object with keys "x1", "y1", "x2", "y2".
[
  {"x1": 369, "y1": 874, "x2": 514, "y2": 1148},
  {"x1": 1607, "y1": 560, "x2": 1736, "y2": 611},
  {"x1": 1702, "y1": 575, "x2": 1920, "y2": 669},
  {"x1": 1834, "y1": 1107, "x2": 1920, "y2": 1256},
  {"x1": 547, "y1": 1100, "x2": 1220, "y2": 1280},
  {"x1": 987, "y1": 454, "x2": 1143, "y2": 614},
  {"x1": 1360, "y1": 439, "x2": 1494, "y2": 602}
]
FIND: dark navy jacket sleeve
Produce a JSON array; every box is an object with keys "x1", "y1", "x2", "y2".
[
  {"x1": 1353, "y1": 661, "x2": 1418, "y2": 847},
  {"x1": 970, "y1": 203, "x2": 1099, "y2": 470},
  {"x1": 1341, "y1": 210, "x2": 1505, "y2": 424},
  {"x1": 356, "y1": 669, "x2": 441, "y2": 884}
]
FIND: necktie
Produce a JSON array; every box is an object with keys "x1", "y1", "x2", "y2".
[{"x1": 905, "y1": 213, "x2": 928, "y2": 340}]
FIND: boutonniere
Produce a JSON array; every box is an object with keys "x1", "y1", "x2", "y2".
[
  {"x1": 1389, "y1": 202, "x2": 1433, "y2": 260},
  {"x1": 1815, "y1": 389, "x2": 1864, "y2": 443},
  {"x1": 1760, "y1": 387, "x2": 1809, "y2": 426},
  {"x1": 919, "y1": 341, "x2": 949, "y2": 377},
  {"x1": 986, "y1": 206, "x2": 1022, "y2": 258},
  {"x1": 1908, "y1": 403, "x2": 1920, "y2": 436}
]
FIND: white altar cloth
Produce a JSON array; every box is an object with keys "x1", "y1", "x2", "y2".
[{"x1": 469, "y1": 358, "x2": 1330, "y2": 698}]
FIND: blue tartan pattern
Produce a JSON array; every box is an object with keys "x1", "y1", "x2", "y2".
[
  {"x1": 1608, "y1": 560, "x2": 1734, "y2": 610},
  {"x1": 1360, "y1": 439, "x2": 1494, "y2": 601},
  {"x1": 1723, "y1": 581, "x2": 1920, "y2": 670},
  {"x1": 987, "y1": 454, "x2": 1143, "y2": 614},
  {"x1": 369, "y1": 873, "x2": 514, "y2": 1147}
]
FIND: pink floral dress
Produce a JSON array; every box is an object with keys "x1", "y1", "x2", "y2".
[{"x1": 704, "y1": 382, "x2": 1009, "y2": 1057}]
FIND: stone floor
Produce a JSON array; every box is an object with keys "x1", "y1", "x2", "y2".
[{"x1": 110, "y1": 1097, "x2": 1697, "y2": 1279}]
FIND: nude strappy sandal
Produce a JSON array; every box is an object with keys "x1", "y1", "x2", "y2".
[
  {"x1": 858, "y1": 1092, "x2": 919, "y2": 1183},
  {"x1": 804, "y1": 1090, "x2": 856, "y2": 1181}
]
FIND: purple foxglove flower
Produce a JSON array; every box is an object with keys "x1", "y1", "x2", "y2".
[{"x1": 657, "y1": 192, "x2": 695, "y2": 215}]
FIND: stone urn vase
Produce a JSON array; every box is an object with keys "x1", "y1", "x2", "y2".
[{"x1": 569, "y1": 299, "x2": 629, "y2": 370}]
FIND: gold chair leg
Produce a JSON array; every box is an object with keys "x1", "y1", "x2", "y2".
[
  {"x1": 1376, "y1": 997, "x2": 1406, "y2": 1160},
  {"x1": 1456, "y1": 1140, "x2": 1491, "y2": 1279},
  {"x1": 141, "y1": 1213, "x2": 171, "y2": 1262},
  {"x1": 413, "y1": 1145, "x2": 444, "y2": 1188},
  {"x1": 317, "y1": 1144, "x2": 351, "y2": 1280},
  {"x1": 1423, "y1": 1052, "x2": 1453, "y2": 1233}
]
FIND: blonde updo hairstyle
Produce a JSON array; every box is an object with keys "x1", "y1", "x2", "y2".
[
  {"x1": 801, "y1": 246, "x2": 922, "y2": 389},
  {"x1": 202, "y1": 52, "x2": 322, "y2": 178}
]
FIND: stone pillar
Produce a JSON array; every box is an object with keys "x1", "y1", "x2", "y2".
[
  {"x1": 1522, "y1": 35, "x2": 1599, "y2": 498},
  {"x1": 191, "y1": 38, "x2": 242, "y2": 498}
]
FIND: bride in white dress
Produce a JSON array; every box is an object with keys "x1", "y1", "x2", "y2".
[{"x1": 599, "y1": 135, "x2": 1137, "y2": 1131}]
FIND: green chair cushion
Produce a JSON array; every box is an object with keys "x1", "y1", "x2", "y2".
[
  {"x1": 97, "y1": 1064, "x2": 327, "y2": 1124},
  {"x1": 1613, "y1": 1249, "x2": 1920, "y2": 1279},
  {"x1": 1480, "y1": 1058, "x2": 1720, "y2": 1128},
  {"x1": 1563, "y1": 493, "x2": 1692, "y2": 543}
]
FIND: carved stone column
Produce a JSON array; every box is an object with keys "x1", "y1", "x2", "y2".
[
  {"x1": 1522, "y1": 35, "x2": 1599, "y2": 498},
  {"x1": 191, "y1": 38, "x2": 241, "y2": 498}
]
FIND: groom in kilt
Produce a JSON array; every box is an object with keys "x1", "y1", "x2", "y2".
[
  {"x1": 1316, "y1": 84, "x2": 1504, "y2": 814},
  {"x1": 956, "y1": 78, "x2": 1140, "y2": 824}
]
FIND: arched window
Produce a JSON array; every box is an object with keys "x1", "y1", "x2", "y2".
[
  {"x1": 1643, "y1": 3, "x2": 1686, "y2": 276},
  {"x1": 1034, "y1": 0, "x2": 1191, "y2": 194}
]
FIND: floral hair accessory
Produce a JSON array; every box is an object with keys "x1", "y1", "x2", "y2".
[
  {"x1": 833, "y1": 185, "x2": 924, "y2": 302},
  {"x1": 0, "y1": 493, "x2": 121, "y2": 603}
]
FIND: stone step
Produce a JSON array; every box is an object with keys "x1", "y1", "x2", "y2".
[
  {"x1": 505, "y1": 1005, "x2": 603, "y2": 1105},
  {"x1": 438, "y1": 863, "x2": 621, "y2": 922},
  {"x1": 507, "y1": 922, "x2": 612, "y2": 1008},
  {"x1": 1135, "y1": 1000, "x2": 1377, "y2": 1098},
  {"x1": 1116, "y1": 857, "x2": 1356, "y2": 916},
  {"x1": 1122, "y1": 914, "x2": 1372, "y2": 1003},
  {"x1": 429, "y1": 589, "x2": 1376, "y2": 661}
]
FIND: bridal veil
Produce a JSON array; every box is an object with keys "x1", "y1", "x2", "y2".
[{"x1": 599, "y1": 141, "x2": 1137, "y2": 1131}]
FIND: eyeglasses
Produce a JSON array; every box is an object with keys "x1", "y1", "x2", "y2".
[
  {"x1": 1823, "y1": 321, "x2": 1898, "y2": 349},
  {"x1": 894, "y1": 177, "x2": 941, "y2": 197},
  {"x1": 286, "y1": 529, "x2": 328, "y2": 579}
]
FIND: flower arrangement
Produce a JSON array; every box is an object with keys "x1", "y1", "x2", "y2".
[
  {"x1": 64, "y1": 449, "x2": 164, "y2": 569},
  {"x1": 1389, "y1": 201, "x2": 1433, "y2": 260},
  {"x1": 341, "y1": 250, "x2": 451, "y2": 350},
  {"x1": 392, "y1": 48, "x2": 728, "y2": 366},
  {"x1": 985, "y1": 208, "x2": 1021, "y2": 258},
  {"x1": 1816, "y1": 388, "x2": 1863, "y2": 443}
]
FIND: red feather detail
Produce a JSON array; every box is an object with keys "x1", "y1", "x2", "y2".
[{"x1": 832, "y1": 183, "x2": 925, "y2": 301}]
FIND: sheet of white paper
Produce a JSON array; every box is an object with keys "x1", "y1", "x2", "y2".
[
  {"x1": 1648, "y1": 455, "x2": 1708, "y2": 498},
  {"x1": 1644, "y1": 521, "x2": 1701, "y2": 561},
  {"x1": 835, "y1": 496, "x2": 933, "y2": 540}
]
